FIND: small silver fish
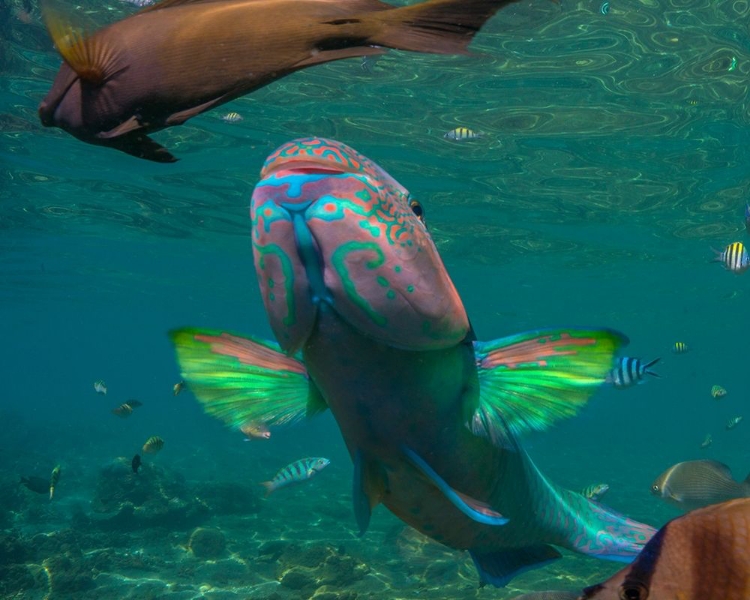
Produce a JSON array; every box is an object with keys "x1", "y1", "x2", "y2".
[
  {"x1": 700, "y1": 434, "x2": 712, "y2": 449},
  {"x1": 581, "y1": 483, "x2": 610, "y2": 501},
  {"x1": 221, "y1": 112, "x2": 243, "y2": 123},
  {"x1": 260, "y1": 457, "x2": 330, "y2": 496},
  {"x1": 94, "y1": 380, "x2": 107, "y2": 395},
  {"x1": 444, "y1": 127, "x2": 483, "y2": 141},
  {"x1": 651, "y1": 459, "x2": 750, "y2": 511},
  {"x1": 726, "y1": 416, "x2": 743, "y2": 430}
]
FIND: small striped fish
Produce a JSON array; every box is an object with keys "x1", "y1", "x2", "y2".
[
  {"x1": 444, "y1": 127, "x2": 483, "y2": 141},
  {"x1": 712, "y1": 241, "x2": 750, "y2": 273},
  {"x1": 142, "y1": 435, "x2": 164, "y2": 454},
  {"x1": 221, "y1": 112, "x2": 243, "y2": 123},
  {"x1": 260, "y1": 457, "x2": 330, "y2": 496},
  {"x1": 711, "y1": 385, "x2": 727, "y2": 399},
  {"x1": 606, "y1": 356, "x2": 660, "y2": 389},
  {"x1": 581, "y1": 483, "x2": 610, "y2": 501},
  {"x1": 672, "y1": 341, "x2": 689, "y2": 354}
]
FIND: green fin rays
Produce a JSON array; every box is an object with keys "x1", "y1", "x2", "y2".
[
  {"x1": 170, "y1": 328, "x2": 325, "y2": 431},
  {"x1": 471, "y1": 328, "x2": 626, "y2": 447}
]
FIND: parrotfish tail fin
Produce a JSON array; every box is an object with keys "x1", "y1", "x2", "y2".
[
  {"x1": 170, "y1": 328, "x2": 326, "y2": 433},
  {"x1": 470, "y1": 328, "x2": 627, "y2": 448},
  {"x1": 643, "y1": 357, "x2": 661, "y2": 378},
  {"x1": 364, "y1": 0, "x2": 522, "y2": 56},
  {"x1": 352, "y1": 450, "x2": 390, "y2": 536},
  {"x1": 470, "y1": 545, "x2": 561, "y2": 588},
  {"x1": 259, "y1": 481, "x2": 275, "y2": 497},
  {"x1": 526, "y1": 455, "x2": 656, "y2": 562}
]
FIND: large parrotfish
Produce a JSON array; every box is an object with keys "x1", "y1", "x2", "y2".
[
  {"x1": 171, "y1": 137, "x2": 656, "y2": 586},
  {"x1": 38, "y1": 0, "x2": 522, "y2": 162}
]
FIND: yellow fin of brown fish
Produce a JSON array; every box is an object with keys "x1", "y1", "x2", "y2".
[{"x1": 41, "y1": 0, "x2": 122, "y2": 85}]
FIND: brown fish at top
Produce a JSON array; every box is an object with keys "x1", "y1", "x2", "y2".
[
  {"x1": 651, "y1": 459, "x2": 750, "y2": 512},
  {"x1": 579, "y1": 498, "x2": 750, "y2": 600},
  {"x1": 39, "y1": 0, "x2": 523, "y2": 162}
]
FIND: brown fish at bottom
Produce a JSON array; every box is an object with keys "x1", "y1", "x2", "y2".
[
  {"x1": 39, "y1": 0, "x2": 524, "y2": 162},
  {"x1": 579, "y1": 498, "x2": 750, "y2": 600}
]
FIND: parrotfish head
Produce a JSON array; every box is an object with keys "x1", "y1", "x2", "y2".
[{"x1": 250, "y1": 137, "x2": 469, "y2": 353}]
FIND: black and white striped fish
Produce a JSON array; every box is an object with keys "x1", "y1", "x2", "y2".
[
  {"x1": 606, "y1": 356, "x2": 660, "y2": 389},
  {"x1": 712, "y1": 242, "x2": 750, "y2": 274},
  {"x1": 260, "y1": 457, "x2": 330, "y2": 496}
]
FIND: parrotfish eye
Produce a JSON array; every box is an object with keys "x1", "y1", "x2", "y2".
[
  {"x1": 619, "y1": 581, "x2": 648, "y2": 600},
  {"x1": 409, "y1": 198, "x2": 425, "y2": 224}
]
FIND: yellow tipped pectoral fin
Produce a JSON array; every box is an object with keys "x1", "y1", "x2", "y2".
[
  {"x1": 42, "y1": 0, "x2": 123, "y2": 84},
  {"x1": 470, "y1": 328, "x2": 627, "y2": 447}
]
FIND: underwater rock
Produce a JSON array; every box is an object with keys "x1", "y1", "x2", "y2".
[
  {"x1": 0, "y1": 564, "x2": 38, "y2": 598},
  {"x1": 193, "y1": 481, "x2": 261, "y2": 515},
  {"x1": 188, "y1": 527, "x2": 227, "y2": 559},
  {"x1": 90, "y1": 457, "x2": 209, "y2": 530},
  {"x1": 279, "y1": 566, "x2": 317, "y2": 592},
  {"x1": 0, "y1": 531, "x2": 29, "y2": 564},
  {"x1": 258, "y1": 540, "x2": 289, "y2": 563},
  {"x1": 310, "y1": 588, "x2": 357, "y2": 600},
  {"x1": 43, "y1": 551, "x2": 95, "y2": 595}
]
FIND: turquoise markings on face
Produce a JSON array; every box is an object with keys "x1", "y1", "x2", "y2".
[
  {"x1": 331, "y1": 241, "x2": 388, "y2": 327},
  {"x1": 256, "y1": 173, "x2": 349, "y2": 201},
  {"x1": 253, "y1": 241, "x2": 297, "y2": 328}
]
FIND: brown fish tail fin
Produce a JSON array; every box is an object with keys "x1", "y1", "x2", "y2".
[
  {"x1": 41, "y1": 0, "x2": 123, "y2": 84},
  {"x1": 366, "y1": 0, "x2": 522, "y2": 55}
]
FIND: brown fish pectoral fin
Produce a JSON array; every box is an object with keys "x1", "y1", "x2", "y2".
[
  {"x1": 105, "y1": 131, "x2": 178, "y2": 163},
  {"x1": 352, "y1": 450, "x2": 388, "y2": 536},
  {"x1": 294, "y1": 46, "x2": 387, "y2": 69},
  {"x1": 42, "y1": 0, "x2": 124, "y2": 85},
  {"x1": 97, "y1": 116, "x2": 144, "y2": 139},
  {"x1": 165, "y1": 96, "x2": 231, "y2": 126}
]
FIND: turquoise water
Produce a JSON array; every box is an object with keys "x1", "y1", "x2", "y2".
[{"x1": 2, "y1": 0, "x2": 750, "y2": 597}]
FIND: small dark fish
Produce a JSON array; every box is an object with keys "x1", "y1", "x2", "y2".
[
  {"x1": 112, "y1": 403, "x2": 134, "y2": 418},
  {"x1": 726, "y1": 416, "x2": 743, "y2": 430},
  {"x1": 124, "y1": 399, "x2": 143, "y2": 408},
  {"x1": 49, "y1": 465, "x2": 61, "y2": 500},
  {"x1": 142, "y1": 435, "x2": 164, "y2": 454},
  {"x1": 94, "y1": 380, "x2": 107, "y2": 394},
  {"x1": 671, "y1": 341, "x2": 689, "y2": 354},
  {"x1": 19, "y1": 475, "x2": 51, "y2": 495},
  {"x1": 651, "y1": 459, "x2": 750, "y2": 512},
  {"x1": 132, "y1": 454, "x2": 142, "y2": 473},
  {"x1": 580, "y1": 483, "x2": 609, "y2": 501},
  {"x1": 712, "y1": 242, "x2": 750, "y2": 274},
  {"x1": 579, "y1": 498, "x2": 750, "y2": 600},
  {"x1": 173, "y1": 381, "x2": 185, "y2": 396},
  {"x1": 510, "y1": 593, "x2": 579, "y2": 600},
  {"x1": 606, "y1": 356, "x2": 660, "y2": 389},
  {"x1": 444, "y1": 126, "x2": 483, "y2": 141},
  {"x1": 38, "y1": 0, "x2": 521, "y2": 161},
  {"x1": 700, "y1": 434, "x2": 712, "y2": 449}
]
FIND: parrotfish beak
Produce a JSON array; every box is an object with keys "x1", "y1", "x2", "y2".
[{"x1": 250, "y1": 137, "x2": 469, "y2": 354}]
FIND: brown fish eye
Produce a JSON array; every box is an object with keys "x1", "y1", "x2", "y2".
[
  {"x1": 409, "y1": 199, "x2": 425, "y2": 223},
  {"x1": 619, "y1": 582, "x2": 648, "y2": 600}
]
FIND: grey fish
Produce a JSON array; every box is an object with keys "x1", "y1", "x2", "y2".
[
  {"x1": 19, "y1": 475, "x2": 50, "y2": 495},
  {"x1": 510, "y1": 592, "x2": 579, "y2": 600},
  {"x1": 651, "y1": 459, "x2": 750, "y2": 512}
]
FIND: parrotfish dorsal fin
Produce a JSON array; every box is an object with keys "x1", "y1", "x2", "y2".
[
  {"x1": 352, "y1": 450, "x2": 388, "y2": 536},
  {"x1": 135, "y1": 0, "x2": 239, "y2": 14},
  {"x1": 42, "y1": 1, "x2": 122, "y2": 85},
  {"x1": 470, "y1": 328, "x2": 627, "y2": 447}
]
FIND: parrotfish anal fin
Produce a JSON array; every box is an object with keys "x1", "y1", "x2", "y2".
[
  {"x1": 352, "y1": 450, "x2": 389, "y2": 536},
  {"x1": 97, "y1": 116, "x2": 144, "y2": 140},
  {"x1": 401, "y1": 446, "x2": 508, "y2": 526},
  {"x1": 470, "y1": 328, "x2": 627, "y2": 447},
  {"x1": 42, "y1": 0, "x2": 124, "y2": 85},
  {"x1": 469, "y1": 545, "x2": 561, "y2": 588},
  {"x1": 170, "y1": 328, "x2": 326, "y2": 430},
  {"x1": 165, "y1": 96, "x2": 236, "y2": 126}
]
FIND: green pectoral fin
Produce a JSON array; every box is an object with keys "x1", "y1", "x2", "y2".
[
  {"x1": 470, "y1": 328, "x2": 627, "y2": 447},
  {"x1": 170, "y1": 328, "x2": 326, "y2": 430}
]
